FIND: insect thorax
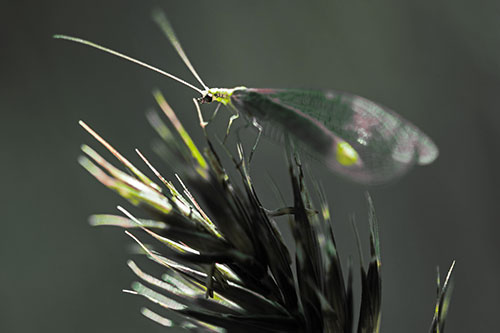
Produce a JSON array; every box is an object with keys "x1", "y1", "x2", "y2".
[{"x1": 198, "y1": 87, "x2": 246, "y2": 105}]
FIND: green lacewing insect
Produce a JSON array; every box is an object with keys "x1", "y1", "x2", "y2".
[{"x1": 54, "y1": 11, "x2": 438, "y2": 184}]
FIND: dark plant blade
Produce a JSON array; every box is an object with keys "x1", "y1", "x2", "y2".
[
  {"x1": 79, "y1": 91, "x2": 454, "y2": 332},
  {"x1": 357, "y1": 193, "x2": 382, "y2": 333}
]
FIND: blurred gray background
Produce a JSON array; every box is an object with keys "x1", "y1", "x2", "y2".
[{"x1": 2, "y1": 0, "x2": 499, "y2": 332}]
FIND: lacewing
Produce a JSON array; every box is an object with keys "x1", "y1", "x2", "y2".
[{"x1": 54, "y1": 11, "x2": 438, "y2": 184}]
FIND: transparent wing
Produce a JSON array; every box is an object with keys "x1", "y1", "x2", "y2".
[{"x1": 231, "y1": 88, "x2": 438, "y2": 184}]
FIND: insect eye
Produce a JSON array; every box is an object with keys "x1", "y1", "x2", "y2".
[{"x1": 197, "y1": 94, "x2": 213, "y2": 104}]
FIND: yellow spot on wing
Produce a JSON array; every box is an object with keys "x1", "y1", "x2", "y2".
[{"x1": 336, "y1": 141, "x2": 359, "y2": 166}]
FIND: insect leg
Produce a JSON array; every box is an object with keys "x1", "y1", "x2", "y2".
[
  {"x1": 195, "y1": 101, "x2": 221, "y2": 129},
  {"x1": 208, "y1": 103, "x2": 222, "y2": 123},
  {"x1": 233, "y1": 117, "x2": 262, "y2": 162},
  {"x1": 193, "y1": 100, "x2": 222, "y2": 144},
  {"x1": 194, "y1": 99, "x2": 208, "y2": 129},
  {"x1": 235, "y1": 118, "x2": 252, "y2": 147},
  {"x1": 223, "y1": 111, "x2": 240, "y2": 143},
  {"x1": 249, "y1": 118, "x2": 263, "y2": 162}
]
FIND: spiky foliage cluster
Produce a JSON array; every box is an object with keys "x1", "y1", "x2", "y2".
[{"x1": 79, "y1": 90, "x2": 454, "y2": 332}]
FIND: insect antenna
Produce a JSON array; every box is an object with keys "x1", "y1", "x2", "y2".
[
  {"x1": 152, "y1": 9, "x2": 209, "y2": 91},
  {"x1": 53, "y1": 34, "x2": 204, "y2": 94}
]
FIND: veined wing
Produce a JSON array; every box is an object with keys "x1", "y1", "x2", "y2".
[{"x1": 231, "y1": 88, "x2": 438, "y2": 184}]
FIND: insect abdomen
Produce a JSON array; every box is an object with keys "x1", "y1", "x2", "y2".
[{"x1": 231, "y1": 88, "x2": 337, "y2": 156}]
